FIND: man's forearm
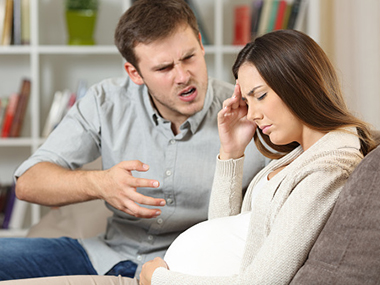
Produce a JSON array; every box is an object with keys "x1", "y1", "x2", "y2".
[{"x1": 15, "y1": 162, "x2": 102, "y2": 207}]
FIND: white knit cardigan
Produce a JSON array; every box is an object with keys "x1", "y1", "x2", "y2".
[{"x1": 152, "y1": 130, "x2": 363, "y2": 285}]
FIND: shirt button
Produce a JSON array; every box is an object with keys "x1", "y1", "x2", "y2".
[
  {"x1": 170, "y1": 139, "x2": 176, "y2": 144},
  {"x1": 148, "y1": 235, "x2": 154, "y2": 241},
  {"x1": 166, "y1": 170, "x2": 172, "y2": 176},
  {"x1": 137, "y1": 255, "x2": 143, "y2": 261},
  {"x1": 167, "y1": 198, "x2": 173, "y2": 205},
  {"x1": 157, "y1": 218, "x2": 163, "y2": 224}
]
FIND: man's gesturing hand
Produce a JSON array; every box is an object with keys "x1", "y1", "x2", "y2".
[{"x1": 96, "y1": 160, "x2": 165, "y2": 219}]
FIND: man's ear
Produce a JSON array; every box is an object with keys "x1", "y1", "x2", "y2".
[
  {"x1": 198, "y1": 33, "x2": 205, "y2": 56},
  {"x1": 124, "y1": 62, "x2": 144, "y2": 85}
]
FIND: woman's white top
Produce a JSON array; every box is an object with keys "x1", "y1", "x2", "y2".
[{"x1": 164, "y1": 175, "x2": 269, "y2": 276}]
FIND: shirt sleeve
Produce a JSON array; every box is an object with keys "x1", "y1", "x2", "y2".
[{"x1": 14, "y1": 87, "x2": 102, "y2": 179}]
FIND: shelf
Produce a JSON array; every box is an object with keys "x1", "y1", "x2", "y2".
[
  {"x1": 0, "y1": 138, "x2": 34, "y2": 147},
  {"x1": 37, "y1": 45, "x2": 120, "y2": 55},
  {"x1": 0, "y1": 0, "x2": 320, "y2": 237},
  {"x1": 0, "y1": 45, "x2": 243, "y2": 56},
  {"x1": 0, "y1": 138, "x2": 45, "y2": 147},
  {"x1": 0, "y1": 46, "x2": 32, "y2": 54},
  {"x1": 0, "y1": 229, "x2": 29, "y2": 237}
]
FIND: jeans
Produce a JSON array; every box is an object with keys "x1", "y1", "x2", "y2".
[{"x1": 0, "y1": 237, "x2": 137, "y2": 281}]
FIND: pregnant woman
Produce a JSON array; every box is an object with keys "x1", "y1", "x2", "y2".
[{"x1": 140, "y1": 29, "x2": 376, "y2": 285}]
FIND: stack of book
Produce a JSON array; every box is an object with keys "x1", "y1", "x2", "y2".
[
  {"x1": 233, "y1": 0, "x2": 309, "y2": 45},
  {"x1": 0, "y1": 78, "x2": 31, "y2": 138},
  {"x1": 0, "y1": 182, "x2": 26, "y2": 229},
  {"x1": 42, "y1": 79, "x2": 88, "y2": 138},
  {"x1": 0, "y1": 0, "x2": 30, "y2": 46}
]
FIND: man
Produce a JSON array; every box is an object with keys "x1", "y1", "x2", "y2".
[{"x1": 0, "y1": 0, "x2": 265, "y2": 282}]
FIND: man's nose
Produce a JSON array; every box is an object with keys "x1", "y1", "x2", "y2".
[{"x1": 174, "y1": 64, "x2": 190, "y2": 84}]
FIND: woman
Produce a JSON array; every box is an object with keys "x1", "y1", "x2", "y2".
[{"x1": 140, "y1": 30, "x2": 376, "y2": 284}]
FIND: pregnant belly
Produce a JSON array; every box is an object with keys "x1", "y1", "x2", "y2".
[{"x1": 164, "y1": 211, "x2": 251, "y2": 276}]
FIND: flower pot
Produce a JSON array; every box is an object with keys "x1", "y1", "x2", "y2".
[{"x1": 65, "y1": 9, "x2": 97, "y2": 45}]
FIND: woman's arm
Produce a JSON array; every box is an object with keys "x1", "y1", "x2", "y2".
[
  {"x1": 208, "y1": 82, "x2": 257, "y2": 219},
  {"x1": 208, "y1": 156, "x2": 246, "y2": 219}
]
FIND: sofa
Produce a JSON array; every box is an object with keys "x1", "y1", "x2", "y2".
[
  {"x1": 291, "y1": 143, "x2": 380, "y2": 284},
  {"x1": 27, "y1": 135, "x2": 380, "y2": 283}
]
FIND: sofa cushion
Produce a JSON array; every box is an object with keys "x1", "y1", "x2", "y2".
[
  {"x1": 27, "y1": 200, "x2": 112, "y2": 239},
  {"x1": 291, "y1": 145, "x2": 380, "y2": 284}
]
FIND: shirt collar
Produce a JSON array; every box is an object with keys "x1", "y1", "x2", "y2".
[{"x1": 142, "y1": 78, "x2": 214, "y2": 134}]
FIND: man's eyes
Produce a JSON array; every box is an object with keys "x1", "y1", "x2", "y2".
[
  {"x1": 156, "y1": 54, "x2": 195, "y2": 71},
  {"x1": 184, "y1": 54, "x2": 194, "y2": 60}
]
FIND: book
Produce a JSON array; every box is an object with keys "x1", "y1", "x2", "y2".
[
  {"x1": 274, "y1": 0, "x2": 287, "y2": 30},
  {"x1": 294, "y1": 0, "x2": 309, "y2": 31},
  {"x1": 257, "y1": 0, "x2": 273, "y2": 37},
  {"x1": 12, "y1": 0, "x2": 21, "y2": 45},
  {"x1": 42, "y1": 90, "x2": 71, "y2": 137},
  {"x1": 9, "y1": 78, "x2": 31, "y2": 137},
  {"x1": 0, "y1": 0, "x2": 6, "y2": 42},
  {"x1": 287, "y1": 0, "x2": 302, "y2": 29},
  {"x1": 281, "y1": 0, "x2": 294, "y2": 29},
  {"x1": 233, "y1": 4, "x2": 251, "y2": 46},
  {"x1": 251, "y1": 0, "x2": 264, "y2": 39},
  {"x1": 20, "y1": 0, "x2": 29, "y2": 45},
  {"x1": 0, "y1": 97, "x2": 8, "y2": 130},
  {"x1": 75, "y1": 79, "x2": 88, "y2": 101},
  {"x1": 1, "y1": 0, "x2": 13, "y2": 45},
  {"x1": 1, "y1": 93, "x2": 19, "y2": 137},
  {"x1": 1, "y1": 182, "x2": 15, "y2": 229},
  {"x1": 185, "y1": 0, "x2": 211, "y2": 45},
  {"x1": 8, "y1": 197, "x2": 28, "y2": 229},
  {"x1": 267, "y1": 0, "x2": 280, "y2": 33},
  {"x1": 42, "y1": 90, "x2": 63, "y2": 138},
  {"x1": 0, "y1": 184, "x2": 9, "y2": 225}
]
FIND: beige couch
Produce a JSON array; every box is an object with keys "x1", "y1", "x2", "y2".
[{"x1": 27, "y1": 200, "x2": 112, "y2": 239}]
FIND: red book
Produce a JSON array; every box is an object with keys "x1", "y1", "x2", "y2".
[
  {"x1": 274, "y1": 0, "x2": 287, "y2": 30},
  {"x1": 233, "y1": 5, "x2": 251, "y2": 46},
  {"x1": 1, "y1": 93, "x2": 19, "y2": 138},
  {"x1": 9, "y1": 79, "x2": 31, "y2": 137}
]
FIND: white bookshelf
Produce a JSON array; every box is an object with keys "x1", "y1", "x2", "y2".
[{"x1": 0, "y1": 0, "x2": 320, "y2": 237}]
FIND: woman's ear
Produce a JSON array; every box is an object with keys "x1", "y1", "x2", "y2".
[{"x1": 124, "y1": 62, "x2": 144, "y2": 85}]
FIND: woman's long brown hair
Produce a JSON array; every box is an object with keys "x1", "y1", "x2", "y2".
[{"x1": 233, "y1": 30, "x2": 376, "y2": 158}]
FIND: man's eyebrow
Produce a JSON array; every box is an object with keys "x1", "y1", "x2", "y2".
[
  {"x1": 153, "y1": 62, "x2": 173, "y2": 71},
  {"x1": 152, "y1": 48, "x2": 197, "y2": 71},
  {"x1": 247, "y1": 85, "x2": 263, "y2": 96}
]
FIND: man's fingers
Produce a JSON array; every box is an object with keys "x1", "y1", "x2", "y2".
[
  {"x1": 123, "y1": 195, "x2": 165, "y2": 219},
  {"x1": 124, "y1": 205, "x2": 162, "y2": 219},
  {"x1": 125, "y1": 176, "x2": 159, "y2": 189},
  {"x1": 119, "y1": 160, "x2": 151, "y2": 172},
  {"x1": 128, "y1": 190, "x2": 166, "y2": 207}
]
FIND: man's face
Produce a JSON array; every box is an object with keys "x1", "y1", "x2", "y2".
[{"x1": 126, "y1": 25, "x2": 208, "y2": 125}]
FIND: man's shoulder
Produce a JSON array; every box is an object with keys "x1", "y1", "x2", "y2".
[
  {"x1": 91, "y1": 76, "x2": 139, "y2": 94},
  {"x1": 86, "y1": 76, "x2": 145, "y2": 104}
]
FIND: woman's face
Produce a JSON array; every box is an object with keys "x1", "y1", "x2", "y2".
[{"x1": 238, "y1": 63, "x2": 304, "y2": 146}]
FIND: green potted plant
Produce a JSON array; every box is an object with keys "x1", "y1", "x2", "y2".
[{"x1": 65, "y1": 0, "x2": 99, "y2": 45}]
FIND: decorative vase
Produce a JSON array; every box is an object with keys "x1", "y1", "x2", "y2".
[{"x1": 65, "y1": 9, "x2": 97, "y2": 45}]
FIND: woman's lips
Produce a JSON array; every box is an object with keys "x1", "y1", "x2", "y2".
[{"x1": 261, "y1": 125, "x2": 271, "y2": 134}]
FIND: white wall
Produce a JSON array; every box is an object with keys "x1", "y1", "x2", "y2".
[{"x1": 332, "y1": 0, "x2": 380, "y2": 129}]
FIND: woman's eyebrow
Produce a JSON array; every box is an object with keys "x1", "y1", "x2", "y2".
[{"x1": 247, "y1": 85, "x2": 263, "y2": 96}]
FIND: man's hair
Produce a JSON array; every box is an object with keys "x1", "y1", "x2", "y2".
[
  {"x1": 233, "y1": 29, "x2": 376, "y2": 158},
  {"x1": 114, "y1": 0, "x2": 200, "y2": 73}
]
